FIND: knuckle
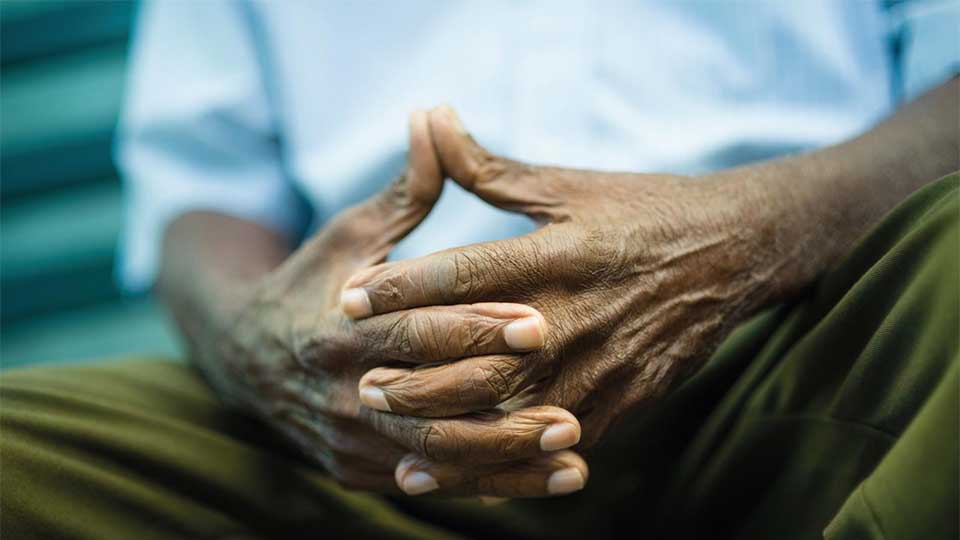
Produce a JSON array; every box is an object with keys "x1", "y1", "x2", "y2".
[
  {"x1": 448, "y1": 246, "x2": 507, "y2": 299},
  {"x1": 471, "y1": 153, "x2": 508, "y2": 184},
  {"x1": 366, "y1": 367, "x2": 413, "y2": 396},
  {"x1": 322, "y1": 211, "x2": 362, "y2": 246},
  {"x1": 404, "y1": 313, "x2": 446, "y2": 361},
  {"x1": 447, "y1": 252, "x2": 481, "y2": 301},
  {"x1": 497, "y1": 427, "x2": 532, "y2": 457},
  {"x1": 578, "y1": 226, "x2": 629, "y2": 283},
  {"x1": 327, "y1": 177, "x2": 417, "y2": 246},
  {"x1": 300, "y1": 326, "x2": 353, "y2": 367},
  {"x1": 384, "y1": 311, "x2": 462, "y2": 362},
  {"x1": 417, "y1": 423, "x2": 457, "y2": 461},
  {"x1": 380, "y1": 174, "x2": 415, "y2": 211},
  {"x1": 509, "y1": 236, "x2": 553, "y2": 285},
  {"x1": 460, "y1": 315, "x2": 499, "y2": 356},
  {"x1": 367, "y1": 269, "x2": 408, "y2": 308},
  {"x1": 386, "y1": 385, "x2": 425, "y2": 415},
  {"x1": 468, "y1": 363, "x2": 513, "y2": 407},
  {"x1": 383, "y1": 313, "x2": 415, "y2": 359}
]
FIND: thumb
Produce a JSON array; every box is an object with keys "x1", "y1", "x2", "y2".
[
  {"x1": 323, "y1": 109, "x2": 443, "y2": 265},
  {"x1": 428, "y1": 105, "x2": 568, "y2": 223}
]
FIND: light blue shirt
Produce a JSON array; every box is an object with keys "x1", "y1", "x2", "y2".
[{"x1": 117, "y1": 0, "x2": 959, "y2": 291}]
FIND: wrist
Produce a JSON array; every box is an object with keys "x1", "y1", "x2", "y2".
[
  {"x1": 160, "y1": 263, "x2": 265, "y2": 396},
  {"x1": 623, "y1": 173, "x2": 787, "y2": 321},
  {"x1": 705, "y1": 155, "x2": 850, "y2": 305},
  {"x1": 201, "y1": 279, "x2": 275, "y2": 412},
  {"x1": 668, "y1": 168, "x2": 796, "y2": 317}
]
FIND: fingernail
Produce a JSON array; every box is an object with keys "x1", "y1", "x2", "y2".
[
  {"x1": 503, "y1": 317, "x2": 545, "y2": 351},
  {"x1": 394, "y1": 454, "x2": 419, "y2": 486},
  {"x1": 547, "y1": 468, "x2": 585, "y2": 495},
  {"x1": 340, "y1": 288, "x2": 372, "y2": 318},
  {"x1": 540, "y1": 422, "x2": 580, "y2": 451},
  {"x1": 359, "y1": 386, "x2": 391, "y2": 412},
  {"x1": 402, "y1": 471, "x2": 439, "y2": 495}
]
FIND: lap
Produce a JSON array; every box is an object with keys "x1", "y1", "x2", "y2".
[
  {"x1": 657, "y1": 173, "x2": 959, "y2": 539},
  {"x1": 2, "y1": 173, "x2": 956, "y2": 540},
  {"x1": 0, "y1": 359, "x2": 452, "y2": 540}
]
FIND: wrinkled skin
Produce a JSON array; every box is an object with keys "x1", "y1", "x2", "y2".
[
  {"x1": 346, "y1": 107, "x2": 784, "y2": 485},
  {"x1": 160, "y1": 79, "x2": 958, "y2": 499},
  {"x1": 214, "y1": 111, "x2": 587, "y2": 495}
]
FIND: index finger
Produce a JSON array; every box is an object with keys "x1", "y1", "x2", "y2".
[{"x1": 340, "y1": 230, "x2": 568, "y2": 319}]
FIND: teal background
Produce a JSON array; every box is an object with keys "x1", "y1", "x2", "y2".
[{"x1": 1, "y1": 0, "x2": 179, "y2": 369}]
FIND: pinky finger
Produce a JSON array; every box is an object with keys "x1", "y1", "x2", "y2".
[{"x1": 394, "y1": 450, "x2": 588, "y2": 498}]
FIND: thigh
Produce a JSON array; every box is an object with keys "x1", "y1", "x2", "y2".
[
  {"x1": 658, "y1": 174, "x2": 959, "y2": 539},
  {"x1": 824, "y1": 361, "x2": 957, "y2": 540},
  {"x1": 0, "y1": 359, "x2": 451, "y2": 540}
]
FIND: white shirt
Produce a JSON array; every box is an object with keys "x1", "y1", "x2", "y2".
[{"x1": 117, "y1": 0, "x2": 959, "y2": 291}]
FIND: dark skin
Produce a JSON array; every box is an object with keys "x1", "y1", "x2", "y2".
[
  {"x1": 160, "y1": 111, "x2": 584, "y2": 497},
  {"x1": 160, "y1": 78, "x2": 958, "y2": 498}
]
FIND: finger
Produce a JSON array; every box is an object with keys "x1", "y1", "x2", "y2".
[
  {"x1": 352, "y1": 303, "x2": 546, "y2": 369},
  {"x1": 394, "y1": 450, "x2": 588, "y2": 497},
  {"x1": 428, "y1": 105, "x2": 568, "y2": 222},
  {"x1": 340, "y1": 226, "x2": 576, "y2": 318},
  {"x1": 363, "y1": 406, "x2": 581, "y2": 464},
  {"x1": 341, "y1": 238, "x2": 524, "y2": 318},
  {"x1": 326, "y1": 467, "x2": 402, "y2": 494},
  {"x1": 281, "y1": 411, "x2": 406, "y2": 494},
  {"x1": 358, "y1": 354, "x2": 538, "y2": 417},
  {"x1": 282, "y1": 409, "x2": 407, "y2": 470},
  {"x1": 320, "y1": 109, "x2": 443, "y2": 267}
]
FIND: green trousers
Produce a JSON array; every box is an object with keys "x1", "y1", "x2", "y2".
[{"x1": 2, "y1": 174, "x2": 957, "y2": 540}]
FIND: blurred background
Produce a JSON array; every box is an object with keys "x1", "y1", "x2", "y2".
[{"x1": 1, "y1": 0, "x2": 178, "y2": 369}]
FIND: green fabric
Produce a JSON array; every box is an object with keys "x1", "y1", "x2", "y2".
[{"x1": 1, "y1": 173, "x2": 957, "y2": 540}]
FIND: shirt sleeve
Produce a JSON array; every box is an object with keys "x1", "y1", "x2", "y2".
[
  {"x1": 889, "y1": 0, "x2": 960, "y2": 101},
  {"x1": 115, "y1": 0, "x2": 305, "y2": 292}
]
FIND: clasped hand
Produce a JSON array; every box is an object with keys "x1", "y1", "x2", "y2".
[
  {"x1": 340, "y1": 107, "x2": 774, "y2": 497},
  {"x1": 229, "y1": 107, "x2": 773, "y2": 499}
]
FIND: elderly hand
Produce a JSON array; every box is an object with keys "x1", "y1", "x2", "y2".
[
  {"x1": 343, "y1": 107, "x2": 782, "y2": 492},
  {"x1": 221, "y1": 110, "x2": 584, "y2": 495}
]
